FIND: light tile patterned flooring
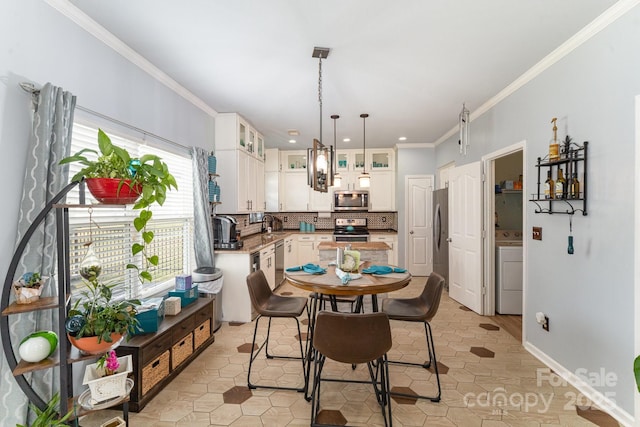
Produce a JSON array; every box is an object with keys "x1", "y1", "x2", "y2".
[{"x1": 80, "y1": 277, "x2": 618, "y2": 426}]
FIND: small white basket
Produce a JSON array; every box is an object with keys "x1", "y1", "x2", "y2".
[
  {"x1": 100, "y1": 416, "x2": 125, "y2": 427},
  {"x1": 83, "y1": 354, "x2": 132, "y2": 403}
]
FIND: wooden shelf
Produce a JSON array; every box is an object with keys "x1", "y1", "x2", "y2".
[
  {"x1": 13, "y1": 354, "x2": 60, "y2": 376},
  {"x1": 1, "y1": 296, "x2": 58, "y2": 316}
]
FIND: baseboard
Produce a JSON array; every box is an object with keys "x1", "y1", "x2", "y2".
[{"x1": 524, "y1": 341, "x2": 635, "y2": 427}]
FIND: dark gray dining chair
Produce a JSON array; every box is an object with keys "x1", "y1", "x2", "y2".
[
  {"x1": 246, "y1": 270, "x2": 309, "y2": 392},
  {"x1": 382, "y1": 272, "x2": 445, "y2": 402},
  {"x1": 310, "y1": 311, "x2": 393, "y2": 427}
]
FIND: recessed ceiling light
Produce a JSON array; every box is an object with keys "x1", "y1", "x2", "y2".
[
  {"x1": 343, "y1": 138, "x2": 350, "y2": 142},
  {"x1": 288, "y1": 130, "x2": 300, "y2": 136},
  {"x1": 289, "y1": 139, "x2": 297, "y2": 144},
  {"x1": 398, "y1": 136, "x2": 407, "y2": 141}
]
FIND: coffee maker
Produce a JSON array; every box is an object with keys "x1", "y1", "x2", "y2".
[{"x1": 213, "y1": 215, "x2": 243, "y2": 249}]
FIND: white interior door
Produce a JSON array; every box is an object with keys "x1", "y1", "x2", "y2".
[
  {"x1": 405, "y1": 175, "x2": 433, "y2": 276},
  {"x1": 449, "y1": 162, "x2": 483, "y2": 314}
]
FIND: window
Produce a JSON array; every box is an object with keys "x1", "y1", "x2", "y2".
[{"x1": 66, "y1": 123, "x2": 194, "y2": 300}]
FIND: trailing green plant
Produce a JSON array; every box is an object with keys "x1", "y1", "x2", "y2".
[
  {"x1": 60, "y1": 129, "x2": 178, "y2": 283},
  {"x1": 66, "y1": 278, "x2": 140, "y2": 343},
  {"x1": 16, "y1": 392, "x2": 72, "y2": 427}
]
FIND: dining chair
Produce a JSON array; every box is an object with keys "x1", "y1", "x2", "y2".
[
  {"x1": 381, "y1": 272, "x2": 445, "y2": 402},
  {"x1": 246, "y1": 270, "x2": 309, "y2": 392},
  {"x1": 311, "y1": 293, "x2": 363, "y2": 313},
  {"x1": 310, "y1": 311, "x2": 393, "y2": 427}
]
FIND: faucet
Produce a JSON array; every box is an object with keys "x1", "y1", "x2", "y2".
[{"x1": 262, "y1": 214, "x2": 275, "y2": 233}]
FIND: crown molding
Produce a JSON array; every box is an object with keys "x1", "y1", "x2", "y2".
[
  {"x1": 433, "y1": 0, "x2": 640, "y2": 147},
  {"x1": 44, "y1": 0, "x2": 218, "y2": 118},
  {"x1": 395, "y1": 143, "x2": 435, "y2": 150}
]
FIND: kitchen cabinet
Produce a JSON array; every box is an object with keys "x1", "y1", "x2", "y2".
[
  {"x1": 296, "y1": 234, "x2": 332, "y2": 265},
  {"x1": 257, "y1": 133, "x2": 265, "y2": 161},
  {"x1": 215, "y1": 112, "x2": 266, "y2": 214},
  {"x1": 260, "y1": 244, "x2": 276, "y2": 290},
  {"x1": 368, "y1": 170, "x2": 395, "y2": 211},
  {"x1": 284, "y1": 236, "x2": 296, "y2": 268},
  {"x1": 370, "y1": 234, "x2": 398, "y2": 266},
  {"x1": 265, "y1": 149, "x2": 279, "y2": 212},
  {"x1": 309, "y1": 186, "x2": 332, "y2": 211},
  {"x1": 368, "y1": 149, "x2": 395, "y2": 171},
  {"x1": 281, "y1": 171, "x2": 310, "y2": 211}
]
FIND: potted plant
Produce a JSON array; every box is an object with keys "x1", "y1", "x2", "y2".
[
  {"x1": 59, "y1": 128, "x2": 178, "y2": 283},
  {"x1": 635, "y1": 355, "x2": 640, "y2": 393},
  {"x1": 16, "y1": 392, "x2": 73, "y2": 427},
  {"x1": 65, "y1": 278, "x2": 140, "y2": 354},
  {"x1": 83, "y1": 350, "x2": 133, "y2": 403},
  {"x1": 12, "y1": 272, "x2": 48, "y2": 304}
]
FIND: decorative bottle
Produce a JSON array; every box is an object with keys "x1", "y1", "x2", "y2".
[
  {"x1": 544, "y1": 170, "x2": 554, "y2": 199},
  {"x1": 555, "y1": 168, "x2": 566, "y2": 199},
  {"x1": 570, "y1": 173, "x2": 580, "y2": 199},
  {"x1": 549, "y1": 117, "x2": 559, "y2": 162}
]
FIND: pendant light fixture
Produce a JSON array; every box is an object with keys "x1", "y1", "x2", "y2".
[
  {"x1": 331, "y1": 114, "x2": 342, "y2": 187},
  {"x1": 308, "y1": 47, "x2": 333, "y2": 192},
  {"x1": 358, "y1": 113, "x2": 370, "y2": 188}
]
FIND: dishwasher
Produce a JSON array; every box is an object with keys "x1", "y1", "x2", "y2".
[{"x1": 275, "y1": 240, "x2": 284, "y2": 289}]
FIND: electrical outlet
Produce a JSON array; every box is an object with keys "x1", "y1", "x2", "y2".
[
  {"x1": 543, "y1": 316, "x2": 550, "y2": 331},
  {"x1": 532, "y1": 226, "x2": 542, "y2": 240},
  {"x1": 284, "y1": 216, "x2": 288, "y2": 222},
  {"x1": 382, "y1": 217, "x2": 387, "y2": 222},
  {"x1": 313, "y1": 216, "x2": 318, "y2": 222}
]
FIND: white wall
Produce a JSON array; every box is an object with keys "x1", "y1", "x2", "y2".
[
  {"x1": 0, "y1": 1, "x2": 215, "y2": 284},
  {"x1": 434, "y1": 6, "x2": 640, "y2": 419},
  {"x1": 395, "y1": 145, "x2": 435, "y2": 266}
]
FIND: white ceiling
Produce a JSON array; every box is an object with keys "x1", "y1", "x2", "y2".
[{"x1": 68, "y1": 0, "x2": 616, "y2": 150}]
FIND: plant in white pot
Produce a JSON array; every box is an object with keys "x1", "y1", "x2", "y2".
[{"x1": 82, "y1": 350, "x2": 133, "y2": 403}]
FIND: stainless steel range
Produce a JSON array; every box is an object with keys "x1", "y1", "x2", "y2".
[{"x1": 333, "y1": 218, "x2": 369, "y2": 242}]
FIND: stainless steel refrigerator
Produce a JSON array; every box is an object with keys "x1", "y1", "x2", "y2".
[{"x1": 433, "y1": 188, "x2": 449, "y2": 289}]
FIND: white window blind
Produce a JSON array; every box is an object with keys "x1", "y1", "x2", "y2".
[{"x1": 66, "y1": 123, "x2": 194, "y2": 300}]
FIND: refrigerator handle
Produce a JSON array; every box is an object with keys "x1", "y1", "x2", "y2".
[{"x1": 435, "y1": 203, "x2": 442, "y2": 249}]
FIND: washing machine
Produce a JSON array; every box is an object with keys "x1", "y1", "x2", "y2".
[{"x1": 495, "y1": 230, "x2": 523, "y2": 315}]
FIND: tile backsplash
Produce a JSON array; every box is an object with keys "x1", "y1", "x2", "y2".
[{"x1": 230, "y1": 211, "x2": 397, "y2": 236}]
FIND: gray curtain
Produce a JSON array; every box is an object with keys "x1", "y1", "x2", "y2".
[
  {"x1": 0, "y1": 83, "x2": 75, "y2": 425},
  {"x1": 191, "y1": 147, "x2": 215, "y2": 269}
]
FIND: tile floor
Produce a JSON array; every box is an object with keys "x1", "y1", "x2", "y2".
[{"x1": 80, "y1": 277, "x2": 619, "y2": 426}]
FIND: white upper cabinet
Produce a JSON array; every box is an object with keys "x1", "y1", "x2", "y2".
[{"x1": 215, "y1": 113, "x2": 265, "y2": 214}]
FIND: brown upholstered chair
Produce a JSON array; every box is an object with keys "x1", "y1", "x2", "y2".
[
  {"x1": 310, "y1": 311, "x2": 393, "y2": 427},
  {"x1": 381, "y1": 272, "x2": 445, "y2": 402},
  {"x1": 246, "y1": 270, "x2": 309, "y2": 392}
]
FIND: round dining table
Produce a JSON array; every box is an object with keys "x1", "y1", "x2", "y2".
[{"x1": 284, "y1": 262, "x2": 412, "y2": 399}]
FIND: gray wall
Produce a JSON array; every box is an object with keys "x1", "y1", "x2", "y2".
[
  {"x1": 395, "y1": 146, "x2": 436, "y2": 267},
  {"x1": 0, "y1": 1, "x2": 215, "y2": 289},
  {"x1": 434, "y1": 7, "x2": 640, "y2": 416}
]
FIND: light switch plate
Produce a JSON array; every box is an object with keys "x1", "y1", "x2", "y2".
[{"x1": 532, "y1": 226, "x2": 542, "y2": 240}]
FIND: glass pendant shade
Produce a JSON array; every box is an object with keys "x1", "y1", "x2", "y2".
[
  {"x1": 316, "y1": 152, "x2": 328, "y2": 173},
  {"x1": 358, "y1": 172, "x2": 371, "y2": 188}
]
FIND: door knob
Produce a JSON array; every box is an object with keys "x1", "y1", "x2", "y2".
[
  {"x1": 409, "y1": 231, "x2": 414, "y2": 234},
  {"x1": 446, "y1": 237, "x2": 452, "y2": 242}
]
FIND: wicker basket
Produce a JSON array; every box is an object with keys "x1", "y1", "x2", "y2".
[
  {"x1": 171, "y1": 333, "x2": 193, "y2": 369},
  {"x1": 193, "y1": 319, "x2": 211, "y2": 350},
  {"x1": 82, "y1": 355, "x2": 132, "y2": 403},
  {"x1": 142, "y1": 351, "x2": 169, "y2": 395}
]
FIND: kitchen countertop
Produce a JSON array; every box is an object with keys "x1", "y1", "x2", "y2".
[{"x1": 215, "y1": 229, "x2": 397, "y2": 255}]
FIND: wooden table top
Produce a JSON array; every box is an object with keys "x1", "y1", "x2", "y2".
[{"x1": 285, "y1": 264, "x2": 411, "y2": 296}]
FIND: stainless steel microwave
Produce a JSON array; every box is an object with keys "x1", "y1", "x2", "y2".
[{"x1": 333, "y1": 190, "x2": 369, "y2": 211}]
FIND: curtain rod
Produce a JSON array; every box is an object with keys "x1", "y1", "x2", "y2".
[{"x1": 19, "y1": 81, "x2": 189, "y2": 153}]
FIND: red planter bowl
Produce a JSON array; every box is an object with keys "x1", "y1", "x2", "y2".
[
  {"x1": 86, "y1": 178, "x2": 142, "y2": 205},
  {"x1": 68, "y1": 333, "x2": 124, "y2": 355}
]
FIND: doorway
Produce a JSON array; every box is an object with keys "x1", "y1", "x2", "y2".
[
  {"x1": 482, "y1": 142, "x2": 526, "y2": 341},
  {"x1": 404, "y1": 175, "x2": 434, "y2": 276}
]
